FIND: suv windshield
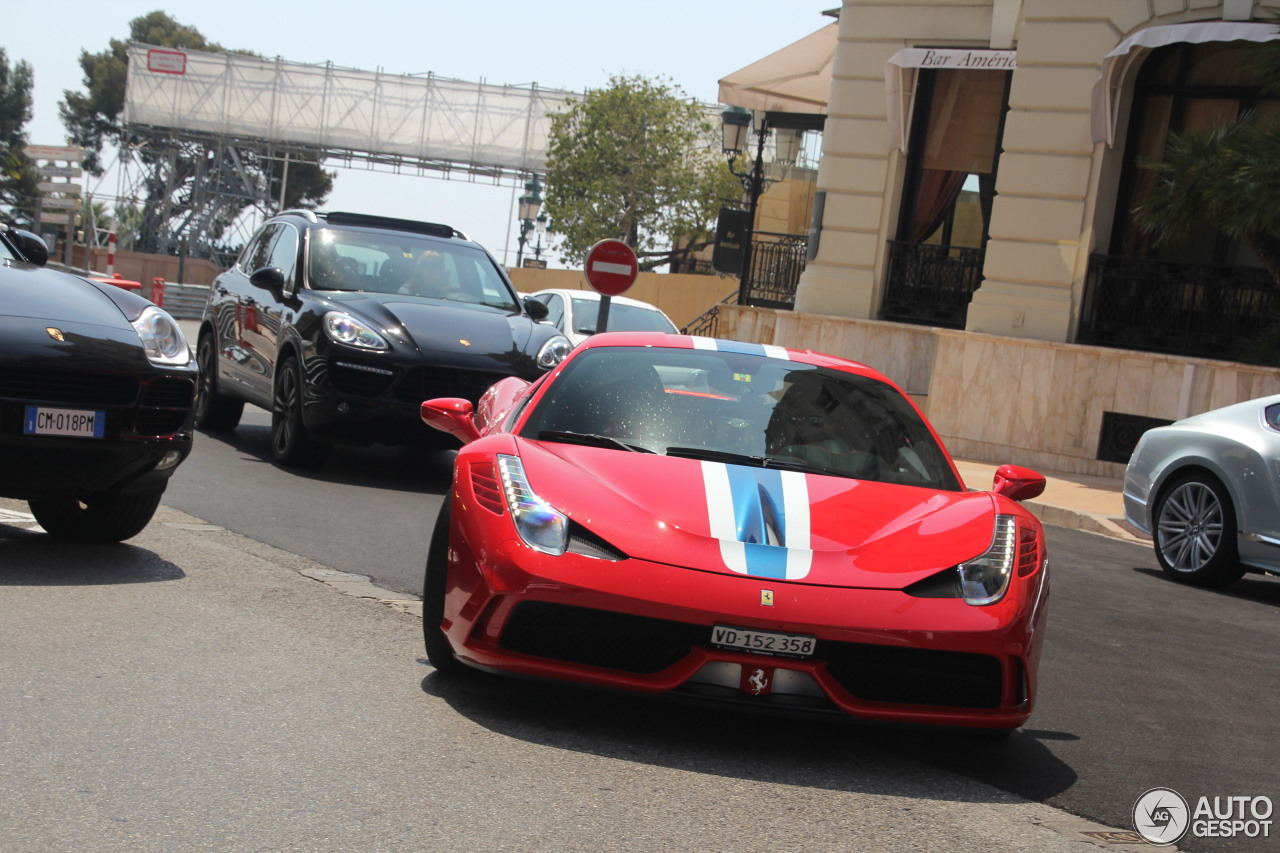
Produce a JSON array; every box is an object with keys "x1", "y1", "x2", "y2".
[
  {"x1": 520, "y1": 346, "x2": 961, "y2": 490},
  {"x1": 307, "y1": 228, "x2": 520, "y2": 312}
]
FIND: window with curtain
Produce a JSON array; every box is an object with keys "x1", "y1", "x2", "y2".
[{"x1": 898, "y1": 68, "x2": 1010, "y2": 248}]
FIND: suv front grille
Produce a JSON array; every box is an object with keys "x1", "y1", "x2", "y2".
[{"x1": 394, "y1": 367, "x2": 510, "y2": 404}]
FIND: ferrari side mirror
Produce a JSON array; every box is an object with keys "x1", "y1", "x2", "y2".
[
  {"x1": 421, "y1": 397, "x2": 481, "y2": 444},
  {"x1": 992, "y1": 464, "x2": 1046, "y2": 502}
]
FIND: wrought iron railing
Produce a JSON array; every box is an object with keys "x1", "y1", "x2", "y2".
[
  {"x1": 1078, "y1": 253, "x2": 1278, "y2": 361},
  {"x1": 680, "y1": 290, "x2": 739, "y2": 338},
  {"x1": 881, "y1": 240, "x2": 985, "y2": 329},
  {"x1": 740, "y1": 231, "x2": 808, "y2": 309}
]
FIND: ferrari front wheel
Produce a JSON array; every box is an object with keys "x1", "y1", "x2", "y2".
[
  {"x1": 1153, "y1": 473, "x2": 1245, "y2": 588},
  {"x1": 423, "y1": 493, "x2": 465, "y2": 675}
]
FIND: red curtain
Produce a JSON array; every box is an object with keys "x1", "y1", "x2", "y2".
[{"x1": 911, "y1": 169, "x2": 968, "y2": 242}]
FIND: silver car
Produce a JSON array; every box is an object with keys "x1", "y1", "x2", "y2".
[{"x1": 1124, "y1": 394, "x2": 1280, "y2": 587}]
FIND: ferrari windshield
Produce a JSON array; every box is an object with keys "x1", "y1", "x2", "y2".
[
  {"x1": 306, "y1": 228, "x2": 520, "y2": 312},
  {"x1": 521, "y1": 345, "x2": 961, "y2": 490}
]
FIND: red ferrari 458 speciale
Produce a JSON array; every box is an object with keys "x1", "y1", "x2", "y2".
[{"x1": 420, "y1": 332, "x2": 1049, "y2": 733}]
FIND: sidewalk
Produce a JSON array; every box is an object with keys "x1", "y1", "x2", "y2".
[{"x1": 954, "y1": 459, "x2": 1146, "y2": 544}]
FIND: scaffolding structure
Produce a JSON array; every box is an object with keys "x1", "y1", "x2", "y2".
[{"x1": 117, "y1": 43, "x2": 576, "y2": 262}]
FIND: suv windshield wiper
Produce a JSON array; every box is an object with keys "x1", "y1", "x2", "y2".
[
  {"x1": 537, "y1": 430, "x2": 654, "y2": 453},
  {"x1": 665, "y1": 446, "x2": 834, "y2": 476}
]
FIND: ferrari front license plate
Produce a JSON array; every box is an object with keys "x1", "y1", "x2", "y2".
[
  {"x1": 23, "y1": 406, "x2": 106, "y2": 439},
  {"x1": 712, "y1": 625, "x2": 816, "y2": 658}
]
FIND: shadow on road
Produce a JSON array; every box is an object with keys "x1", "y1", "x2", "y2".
[
  {"x1": 196, "y1": 422, "x2": 455, "y2": 494},
  {"x1": 1130, "y1": 565, "x2": 1280, "y2": 607},
  {"x1": 0, "y1": 525, "x2": 185, "y2": 585},
  {"x1": 417, "y1": 664, "x2": 1079, "y2": 807}
]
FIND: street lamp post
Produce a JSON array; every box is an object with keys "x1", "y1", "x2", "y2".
[
  {"x1": 721, "y1": 106, "x2": 772, "y2": 305},
  {"x1": 516, "y1": 177, "x2": 543, "y2": 267},
  {"x1": 533, "y1": 212, "x2": 548, "y2": 262}
]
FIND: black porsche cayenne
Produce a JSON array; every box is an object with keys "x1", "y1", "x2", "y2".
[
  {"x1": 195, "y1": 210, "x2": 570, "y2": 466},
  {"x1": 0, "y1": 225, "x2": 197, "y2": 542}
]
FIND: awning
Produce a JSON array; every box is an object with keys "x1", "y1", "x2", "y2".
[
  {"x1": 718, "y1": 23, "x2": 837, "y2": 114},
  {"x1": 884, "y1": 48, "x2": 1018, "y2": 152},
  {"x1": 1091, "y1": 21, "x2": 1280, "y2": 146}
]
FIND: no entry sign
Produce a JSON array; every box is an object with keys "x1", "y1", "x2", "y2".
[{"x1": 583, "y1": 239, "x2": 638, "y2": 297}]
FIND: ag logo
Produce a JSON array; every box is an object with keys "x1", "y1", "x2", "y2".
[{"x1": 1133, "y1": 787, "x2": 1189, "y2": 845}]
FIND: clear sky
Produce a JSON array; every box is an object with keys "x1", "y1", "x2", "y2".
[{"x1": 6, "y1": 1, "x2": 834, "y2": 267}]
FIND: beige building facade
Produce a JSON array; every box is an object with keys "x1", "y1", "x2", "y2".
[{"x1": 718, "y1": 0, "x2": 1280, "y2": 476}]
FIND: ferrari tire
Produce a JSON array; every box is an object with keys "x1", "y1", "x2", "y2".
[
  {"x1": 423, "y1": 493, "x2": 465, "y2": 675},
  {"x1": 194, "y1": 332, "x2": 244, "y2": 432},
  {"x1": 28, "y1": 489, "x2": 165, "y2": 543},
  {"x1": 271, "y1": 356, "x2": 329, "y2": 468},
  {"x1": 1153, "y1": 472, "x2": 1245, "y2": 588}
]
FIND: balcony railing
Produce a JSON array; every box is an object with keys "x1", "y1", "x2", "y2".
[
  {"x1": 881, "y1": 240, "x2": 984, "y2": 329},
  {"x1": 740, "y1": 231, "x2": 807, "y2": 309},
  {"x1": 1078, "y1": 254, "x2": 1278, "y2": 361}
]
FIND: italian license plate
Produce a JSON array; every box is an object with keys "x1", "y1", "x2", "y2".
[
  {"x1": 23, "y1": 406, "x2": 106, "y2": 438},
  {"x1": 711, "y1": 624, "x2": 816, "y2": 658}
]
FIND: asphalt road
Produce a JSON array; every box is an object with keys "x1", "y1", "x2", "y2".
[
  {"x1": 2, "y1": 498, "x2": 1125, "y2": 853},
  {"x1": 154, "y1": 412, "x2": 1280, "y2": 853}
]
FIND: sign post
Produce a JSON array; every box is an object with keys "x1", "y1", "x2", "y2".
[{"x1": 583, "y1": 239, "x2": 638, "y2": 336}]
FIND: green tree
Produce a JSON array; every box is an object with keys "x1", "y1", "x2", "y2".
[
  {"x1": 544, "y1": 74, "x2": 740, "y2": 272},
  {"x1": 59, "y1": 11, "x2": 332, "y2": 253},
  {"x1": 0, "y1": 47, "x2": 39, "y2": 225}
]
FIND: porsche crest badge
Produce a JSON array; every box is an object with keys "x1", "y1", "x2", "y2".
[{"x1": 46, "y1": 327, "x2": 65, "y2": 342}]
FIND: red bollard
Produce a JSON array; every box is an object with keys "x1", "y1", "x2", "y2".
[{"x1": 151, "y1": 277, "x2": 166, "y2": 308}]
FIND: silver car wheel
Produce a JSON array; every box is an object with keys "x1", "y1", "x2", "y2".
[{"x1": 1156, "y1": 481, "x2": 1224, "y2": 573}]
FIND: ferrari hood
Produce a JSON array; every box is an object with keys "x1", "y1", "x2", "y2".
[{"x1": 519, "y1": 441, "x2": 999, "y2": 589}]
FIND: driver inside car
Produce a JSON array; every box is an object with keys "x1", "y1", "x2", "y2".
[{"x1": 401, "y1": 250, "x2": 458, "y2": 298}]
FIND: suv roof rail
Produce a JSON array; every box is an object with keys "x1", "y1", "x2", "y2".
[
  {"x1": 322, "y1": 211, "x2": 459, "y2": 239},
  {"x1": 277, "y1": 208, "x2": 319, "y2": 223}
]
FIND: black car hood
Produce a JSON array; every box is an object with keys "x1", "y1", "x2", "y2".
[
  {"x1": 325, "y1": 292, "x2": 536, "y2": 356},
  {"x1": 1, "y1": 263, "x2": 133, "y2": 331},
  {"x1": 0, "y1": 264, "x2": 155, "y2": 370}
]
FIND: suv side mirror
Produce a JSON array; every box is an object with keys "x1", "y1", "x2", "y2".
[
  {"x1": 523, "y1": 296, "x2": 549, "y2": 322},
  {"x1": 249, "y1": 267, "x2": 286, "y2": 293},
  {"x1": 10, "y1": 229, "x2": 49, "y2": 266}
]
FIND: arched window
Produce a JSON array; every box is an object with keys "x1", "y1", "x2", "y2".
[{"x1": 1112, "y1": 40, "x2": 1280, "y2": 266}]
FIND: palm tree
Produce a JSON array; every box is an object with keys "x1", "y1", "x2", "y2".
[{"x1": 1130, "y1": 28, "x2": 1280, "y2": 363}]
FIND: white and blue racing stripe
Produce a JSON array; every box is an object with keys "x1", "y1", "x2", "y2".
[
  {"x1": 688, "y1": 336, "x2": 790, "y2": 361},
  {"x1": 701, "y1": 461, "x2": 813, "y2": 580}
]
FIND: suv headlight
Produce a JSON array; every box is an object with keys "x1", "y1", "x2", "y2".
[
  {"x1": 324, "y1": 311, "x2": 388, "y2": 350},
  {"x1": 958, "y1": 514, "x2": 1017, "y2": 606},
  {"x1": 132, "y1": 305, "x2": 191, "y2": 367},
  {"x1": 497, "y1": 454, "x2": 567, "y2": 555},
  {"x1": 536, "y1": 334, "x2": 572, "y2": 369}
]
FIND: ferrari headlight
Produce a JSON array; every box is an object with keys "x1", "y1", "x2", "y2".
[
  {"x1": 536, "y1": 334, "x2": 572, "y2": 369},
  {"x1": 497, "y1": 454, "x2": 568, "y2": 555},
  {"x1": 132, "y1": 305, "x2": 191, "y2": 367},
  {"x1": 958, "y1": 514, "x2": 1017, "y2": 606},
  {"x1": 324, "y1": 311, "x2": 388, "y2": 350}
]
